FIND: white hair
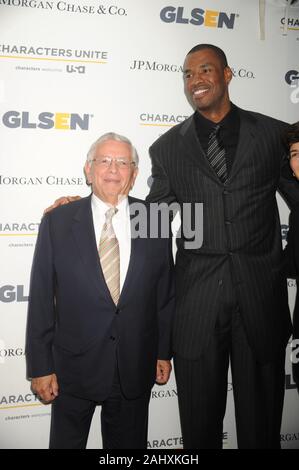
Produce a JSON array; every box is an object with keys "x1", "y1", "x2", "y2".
[{"x1": 86, "y1": 132, "x2": 139, "y2": 167}]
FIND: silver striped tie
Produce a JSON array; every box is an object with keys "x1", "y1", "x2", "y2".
[
  {"x1": 207, "y1": 125, "x2": 227, "y2": 183},
  {"x1": 99, "y1": 207, "x2": 120, "y2": 305}
]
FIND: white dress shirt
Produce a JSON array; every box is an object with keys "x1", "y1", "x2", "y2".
[{"x1": 91, "y1": 194, "x2": 131, "y2": 293}]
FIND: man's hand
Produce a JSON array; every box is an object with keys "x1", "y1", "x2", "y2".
[
  {"x1": 44, "y1": 196, "x2": 81, "y2": 214},
  {"x1": 156, "y1": 360, "x2": 172, "y2": 385},
  {"x1": 31, "y1": 373, "x2": 59, "y2": 403}
]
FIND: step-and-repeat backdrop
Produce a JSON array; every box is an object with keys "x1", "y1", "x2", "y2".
[{"x1": 0, "y1": 0, "x2": 299, "y2": 449}]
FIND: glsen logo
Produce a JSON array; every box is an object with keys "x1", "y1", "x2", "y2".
[
  {"x1": 130, "y1": 60, "x2": 183, "y2": 72},
  {"x1": 140, "y1": 113, "x2": 189, "y2": 127},
  {"x1": 0, "y1": 285, "x2": 28, "y2": 303},
  {"x1": 2, "y1": 111, "x2": 91, "y2": 130},
  {"x1": 160, "y1": 6, "x2": 237, "y2": 29}
]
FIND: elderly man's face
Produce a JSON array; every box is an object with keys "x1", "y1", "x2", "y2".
[
  {"x1": 85, "y1": 140, "x2": 138, "y2": 205},
  {"x1": 290, "y1": 142, "x2": 299, "y2": 180}
]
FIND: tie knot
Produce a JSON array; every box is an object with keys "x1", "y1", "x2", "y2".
[
  {"x1": 105, "y1": 207, "x2": 118, "y2": 222},
  {"x1": 209, "y1": 125, "x2": 220, "y2": 139}
]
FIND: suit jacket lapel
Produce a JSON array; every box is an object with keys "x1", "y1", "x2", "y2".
[
  {"x1": 179, "y1": 114, "x2": 224, "y2": 183},
  {"x1": 179, "y1": 108, "x2": 258, "y2": 183},
  {"x1": 228, "y1": 108, "x2": 257, "y2": 182},
  {"x1": 71, "y1": 195, "x2": 115, "y2": 306}
]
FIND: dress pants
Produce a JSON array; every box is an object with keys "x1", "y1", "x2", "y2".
[
  {"x1": 49, "y1": 365, "x2": 150, "y2": 449},
  {"x1": 174, "y1": 266, "x2": 286, "y2": 449}
]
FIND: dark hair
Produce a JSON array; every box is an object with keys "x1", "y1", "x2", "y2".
[
  {"x1": 186, "y1": 44, "x2": 228, "y2": 68},
  {"x1": 284, "y1": 122, "x2": 299, "y2": 149}
]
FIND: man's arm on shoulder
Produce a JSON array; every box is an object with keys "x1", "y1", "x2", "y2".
[{"x1": 44, "y1": 195, "x2": 81, "y2": 214}]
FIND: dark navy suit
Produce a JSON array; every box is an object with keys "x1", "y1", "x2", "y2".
[{"x1": 26, "y1": 195, "x2": 174, "y2": 448}]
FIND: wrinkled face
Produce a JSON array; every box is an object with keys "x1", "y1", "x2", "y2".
[
  {"x1": 84, "y1": 140, "x2": 138, "y2": 205},
  {"x1": 183, "y1": 48, "x2": 232, "y2": 116},
  {"x1": 290, "y1": 142, "x2": 299, "y2": 179}
]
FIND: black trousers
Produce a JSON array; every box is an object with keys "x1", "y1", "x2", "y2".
[
  {"x1": 49, "y1": 367, "x2": 150, "y2": 449},
  {"x1": 174, "y1": 270, "x2": 286, "y2": 449}
]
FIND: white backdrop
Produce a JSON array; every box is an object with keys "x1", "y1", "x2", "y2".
[{"x1": 0, "y1": 0, "x2": 299, "y2": 449}]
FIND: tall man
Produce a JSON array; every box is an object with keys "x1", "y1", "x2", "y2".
[
  {"x1": 26, "y1": 132, "x2": 174, "y2": 449},
  {"x1": 146, "y1": 44, "x2": 299, "y2": 449}
]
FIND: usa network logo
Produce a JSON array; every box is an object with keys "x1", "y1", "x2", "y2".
[{"x1": 160, "y1": 5, "x2": 238, "y2": 29}]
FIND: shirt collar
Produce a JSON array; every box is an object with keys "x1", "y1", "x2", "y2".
[
  {"x1": 194, "y1": 102, "x2": 239, "y2": 131},
  {"x1": 91, "y1": 193, "x2": 129, "y2": 219}
]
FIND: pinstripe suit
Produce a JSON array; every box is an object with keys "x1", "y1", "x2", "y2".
[{"x1": 147, "y1": 106, "x2": 299, "y2": 448}]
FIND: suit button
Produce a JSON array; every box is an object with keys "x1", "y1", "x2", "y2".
[
  {"x1": 223, "y1": 190, "x2": 230, "y2": 195},
  {"x1": 225, "y1": 220, "x2": 232, "y2": 225},
  {"x1": 218, "y1": 280, "x2": 223, "y2": 286},
  {"x1": 115, "y1": 309, "x2": 120, "y2": 315},
  {"x1": 228, "y1": 252, "x2": 233, "y2": 256},
  {"x1": 110, "y1": 336, "x2": 116, "y2": 341}
]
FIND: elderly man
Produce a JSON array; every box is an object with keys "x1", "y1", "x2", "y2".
[{"x1": 26, "y1": 132, "x2": 174, "y2": 449}]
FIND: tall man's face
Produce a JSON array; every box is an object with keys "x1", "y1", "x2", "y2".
[{"x1": 183, "y1": 48, "x2": 232, "y2": 120}]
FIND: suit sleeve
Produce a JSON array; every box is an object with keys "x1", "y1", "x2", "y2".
[
  {"x1": 156, "y1": 237, "x2": 175, "y2": 360},
  {"x1": 146, "y1": 144, "x2": 177, "y2": 205},
  {"x1": 25, "y1": 213, "x2": 56, "y2": 378}
]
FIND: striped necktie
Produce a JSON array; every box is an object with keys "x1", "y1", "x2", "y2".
[
  {"x1": 207, "y1": 125, "x2": 227, "y2": 183},
  {"x1": 99, "y1": 207, "x2": 120, "y2": 305}
]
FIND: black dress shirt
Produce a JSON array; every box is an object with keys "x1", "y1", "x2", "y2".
[{"x1": 194, "y1": 102, "x2": 240, "y2": 175}]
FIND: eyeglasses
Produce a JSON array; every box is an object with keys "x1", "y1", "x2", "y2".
[{"x1": 89, "y1": 156, "x2": 136, "y2": 169}]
